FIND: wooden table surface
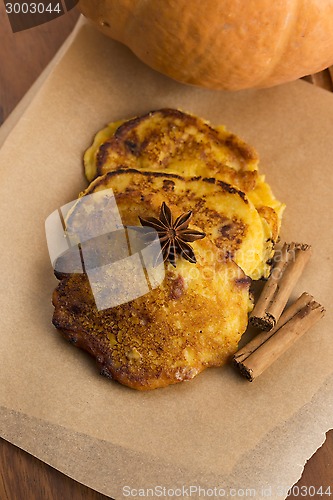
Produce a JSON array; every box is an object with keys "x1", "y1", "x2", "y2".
[{"x1": 0, "y1": 4, "x2": 332, "y2": 499}]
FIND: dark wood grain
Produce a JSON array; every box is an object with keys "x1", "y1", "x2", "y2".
[
  {"x1": 0, "y1": 438, "x2": 110, "y2": 500},
  {"x1": 0, "y1": 3, "x2": 332, "y2": 498},
  {"x1": 0, "y1": 1, "x2": 79, "y2": 122}
]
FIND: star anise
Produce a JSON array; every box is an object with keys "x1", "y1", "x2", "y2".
[{"x1": 138, "y1": 202, "x2": 206, "y2": 267}]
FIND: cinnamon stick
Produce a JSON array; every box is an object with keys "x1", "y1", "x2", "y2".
[
  {"x1": 250, "y1": 242, "x2": 312, "y2": 331},
  {"x1": 234, "y1": 293, "x2": 325, "y2": 381}
]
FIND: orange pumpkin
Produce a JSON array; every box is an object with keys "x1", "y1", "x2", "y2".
[{"x1": 78, "y1": 0, "x2": 333, "y2": 90}]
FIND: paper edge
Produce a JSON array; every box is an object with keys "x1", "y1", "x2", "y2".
[
  {"x1": 1, "y1": 371, "x2": 332, "y2": 499},
  {"x1": 233, "y1": 371, "x2": 333, "y2": 498}
]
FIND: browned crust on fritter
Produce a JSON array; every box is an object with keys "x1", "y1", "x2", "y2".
[
  {"x1": 86, "y1": 167, "x2": 249, "y2": 204},
  {"x1": 52, "y1": 266, "x2": 247, "y2": 390},
  {"x1": 95, "y1": 109, "x2": 258, "y2": 193},
  {"x1": 109, "y1": 108, "x2": 257, "y2": 162},
  {"x1": 256, "y1": 206, "x2": 279, "y2": 242},
  {"x1": 69, "y1": 169, "x2": 256, "y2": 274}
]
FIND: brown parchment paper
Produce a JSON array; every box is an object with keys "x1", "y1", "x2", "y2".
[{"x1": 0, "y1": 17, "x2": 333, "y2": 499}]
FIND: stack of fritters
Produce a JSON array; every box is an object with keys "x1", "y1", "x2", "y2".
[{"x1": 52, "y1": 109, "x2": 284, "y2": 390}]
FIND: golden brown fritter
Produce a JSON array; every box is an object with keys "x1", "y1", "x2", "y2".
[
  {"x1": 84, "y1": 109, "x2": 285, "y2": 239},
  {"x1": 52, "y1": 238, "x2": 252, "y2": 391},
  {"x1": 69, "y1": 169, "x2": 273, "y2": 279},
  {"x1": 93, "y1": 109, "x2": 258, "y2": 190}
]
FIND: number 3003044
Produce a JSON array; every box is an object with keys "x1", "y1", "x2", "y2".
[{"x1": 5, "y1": 3, "x2": 62, "y2": 14}]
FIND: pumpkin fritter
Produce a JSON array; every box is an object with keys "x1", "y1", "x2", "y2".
[
  {"x1": 86, "y1": 109, "x2": 258, "y2": 187},
  {"x1": 52, "y1": 237, "x2": 252, "y2": 391},
  {"x1": 84, "y1": 108, "x2": 285, "y2": 240},
  {"x1": 68, "y1": 169, "x2": 273, "y2": 280}
]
